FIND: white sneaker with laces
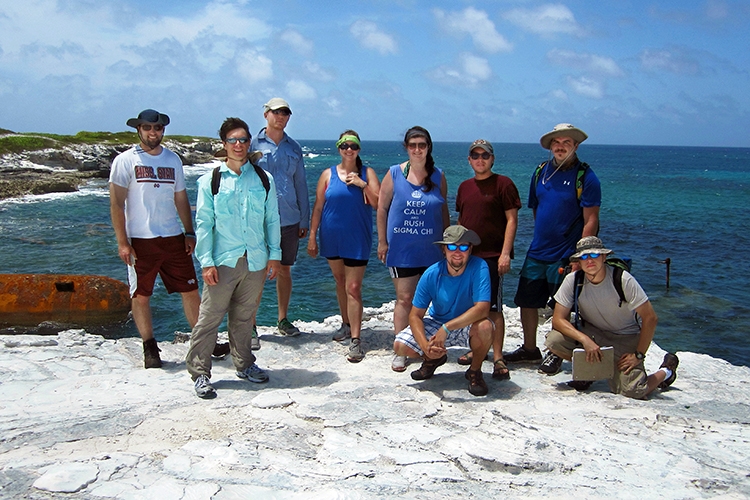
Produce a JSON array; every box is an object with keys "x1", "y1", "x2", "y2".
[
  {"x1": 391, "y1": 354, "x2": 407, "y2": 372},
  {"x1": 194, "y1": 375, "x2": 216, "y2": 399},
  {"x1": 236, "y1": 363, "x2": 269, "y2": 383}
]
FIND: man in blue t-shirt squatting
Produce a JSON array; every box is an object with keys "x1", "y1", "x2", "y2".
[{"x1": 393, "y1": 225, "x2": 494, "y2": 396}]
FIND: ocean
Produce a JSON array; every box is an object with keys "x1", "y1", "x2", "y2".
[{"x1": 1, "y1": 141, "x2": 748, "y2": 367}]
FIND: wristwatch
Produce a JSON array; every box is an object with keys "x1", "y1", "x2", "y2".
[{"x1": 635, "y1": 351, "x2": 645, "y2": 360}]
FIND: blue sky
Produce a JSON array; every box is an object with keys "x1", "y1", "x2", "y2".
[{"x1": 1, "y1": 0, "x2": 749, "y2": 147}]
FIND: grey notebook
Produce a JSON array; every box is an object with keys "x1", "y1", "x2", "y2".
[{"x1": 572, "y1": 346, "x2": 614, "y2": 381}]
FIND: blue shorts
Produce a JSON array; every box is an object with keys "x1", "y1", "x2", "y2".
[
  {"x1": 514, "y1": 256, "x2": 567, "y2": 309},
  {"x1": 394, "y1": 316, "x2": 471, "y2": 356}
]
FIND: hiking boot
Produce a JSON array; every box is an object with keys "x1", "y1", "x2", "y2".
[
  {"x1": 538, "y1": 352, "x2": 563, "y2": 375},
  {"x1": 143, "y1": 338, "x2": 162, "y2": 369},
  {"x1": 504, "y1": 345, "x2": 543, "y2": 363},
  {"x1": 194, "y1": 375, "x2": 216, "y2": 399},
  {"x1": 251, "y1": 325, "x2": 261, "y2": 351},
  {"x1": 236, "y1": 363, "x2": 269, "y2": 383},
  {"x1": 391, "y1": 354, "x2": 407, "y2": 372},
  {"x1": 658, "y1": 352, "x2": 680, "y2": 389},
  {"x1": 277, "y1": 318, "x2": 301, "y2": 337},
  {"x1": 212, "y1": 342, "x2": 230, "y2": 359},
  {"x1": 465, "y1": 368, "x2": 489, "y2": 396},
  {"x1": 347, "y1": 338, "x2": 365, "y2": 363},
  {"x1": 567, "y1": 380, "x2": 593, "y2": 391},
  {"x1": 410, "y1": 354, "x2": 448, "y2": 381},
  {"x1": 332, "y1": 323, "x2": 351, "y2": 342}
]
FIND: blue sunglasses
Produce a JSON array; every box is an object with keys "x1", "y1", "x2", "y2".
[
  {"x1": 225, "y1": 137, "x2": 249, "y2": 144},
  {"x1": 579, "y1": 253, "x2": 601, "y2": 260},
  {"x1": 446, "y1": 243, "x2": 470, "y2": 252}
]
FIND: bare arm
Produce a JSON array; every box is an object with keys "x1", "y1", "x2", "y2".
[
  {"x1": 499, "y1": 208, "x2": 518, "y2": 275},
  {"x1": 376, "y1": 172, "x2": 394, "y2": 263},
  {"x1": 306, "y1": 170, "x2": 331, "y2": 259},
  {"x1": 408, "y1": 306, "x2": 435, "y2": 358},
  {"x1": 109, "y1": 183, "x2": 134, "y2": 265},
  {"x1": 363, "y1": 167, "x2": 381, "y2": 209},
  {"x1": 174, "y1": 189, "x2": 195, "y2": 255},
  {"x1": 551, "y1": 302, "x2": 602, "y2": 362},
  {"x1": 440, "y1": 173, "x2": 449, "y2": 229},
  {"x1": 618, "y1": 300, "x2": 658, "y2": 374},
  {"x1": 582, "y1": 206, "x2": 600, "y2": 237}
]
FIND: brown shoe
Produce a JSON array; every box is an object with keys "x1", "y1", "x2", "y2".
[
  {"x1": 410, "y1": 354, "x2": 448, "y2": 380},
  {"x1": 465, "y1": 368, "x2": 488, "y2": 396},
  {"x1": 143, "y1": 338, "x2": 162, "y2": 369},
  {"x1": 492, "y1": 359, "x2": 510, "y2": 380}
]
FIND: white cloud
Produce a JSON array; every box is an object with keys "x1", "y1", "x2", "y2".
[
  {"x1": 280, "y1": 29, "x2": 313, "y2": 56},
  {"x1": 237, "y1": 49, "x2": 273, "y2": 83},
  {"x1": 427, "y1": 53, "x2": 492, "y2": 87},
  {"x1": 303, "y1": 62, "x2": 335, "y2": 82},
  {"x1": 565, "y1": 75, "x2": 604, "y2": 99},
  {"x1": 434, "y1": 7, "x2": 512, "y2": 53},
  {"x1": 547, "y1": 49, "x2": 624, "y2": 77},
  {"x1": 286, "y1": 80, "x2": 317, "y2": 100},
  {"x1": 549, "y1": 89, "x2": 568, "y2": 100},
  {"x1": 639, "y1": 48, "x2": 701, "y2": 75},
  {"x1": 504, "y1": 4, "x2": 585, "y2": 37},
  {"x1": 350, "y1": 20, "x2": 397, "y2": 55}
]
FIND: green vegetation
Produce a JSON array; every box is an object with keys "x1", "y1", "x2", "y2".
[{"x1": 0, "y1": 135, "x2": 58, "y2": 155}]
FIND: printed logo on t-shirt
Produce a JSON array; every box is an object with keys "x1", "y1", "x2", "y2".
[{"x1": 134, "y1": 165, "x2": 176, "y2": 187}]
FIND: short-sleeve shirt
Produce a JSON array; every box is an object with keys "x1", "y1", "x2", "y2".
[
  {"x1": 109, "y1": 146, "x2": 186, "y2": 239},
  {"x1": 413, "y1": 256, "x2": 491, "y2": 324}
]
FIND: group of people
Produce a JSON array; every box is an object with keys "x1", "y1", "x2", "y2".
[{"x1": 110, "y1": 103, "x2": 679, "y2": 400}]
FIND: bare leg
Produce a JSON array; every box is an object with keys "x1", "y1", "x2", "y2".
[
  {"x1": 391, "y1": 275, "x2": 420, "y2": 334},
  {"x1": 645, "y1": 370, "x2": 668, "y2": 395},
  {"x1": 469, "y1": 319, "x2": 493, "y2": 371},
  {"x1": 276, "y1": 264, "x2": 293, "y2": 321},
  {"x1": 327, "y1": 260, "x2": 349, "y2": 325},
  {"x1": 489, "y1": 310, "x2": 505, "y2": 362},
  {"x1": 344, "y1": 265, "x2": 366, "y2": 340},
  {"x1": 520, "y1": 307, "x2": 539, "y2": 350},
  {"x1": 180, "y1": 289, "x2": 201, "y2": 329},
  {"x1": 131, "y1": 294, "x2": 154, "y2": 341}
]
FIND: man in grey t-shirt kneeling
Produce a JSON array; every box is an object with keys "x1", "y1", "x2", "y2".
[{"x1": 546, "y1": 236, "x2": 679, "y2": 399}]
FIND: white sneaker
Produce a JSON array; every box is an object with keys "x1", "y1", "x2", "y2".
[
  {"x1": 236, "y1": 363, "x2": 269, "y2": 383},
  {"x1": 391, "y1": 354, "x2": 407, "y2": 372},
  {"x1": 194, "y1": 375, "x2": 216, "y2": 399}
]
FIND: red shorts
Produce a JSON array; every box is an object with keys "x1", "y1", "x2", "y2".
[{"x1": 128, "y1": 235, "x2": 198, "y2": 297}]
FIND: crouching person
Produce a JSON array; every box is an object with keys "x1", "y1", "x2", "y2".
[
  {"x1": 187, "y1": 117, "x2": 282, "y2": 399},
  {"x1": 547, "y1": 236, "x2": 678, "y2": 398},
  {"x1": 393, "y1": 225, "x2": 493, "y2": 396}
]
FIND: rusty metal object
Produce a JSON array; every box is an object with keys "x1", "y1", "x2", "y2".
[{"x1": 0, "y1": 274, "x2": 130, "y2": 326}]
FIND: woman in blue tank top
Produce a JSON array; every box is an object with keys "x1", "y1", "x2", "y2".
[
  {"x1": 376, "y1": 126, "x2": 449, "y2": 372},
  {"x1": 308, "y1": 130, "x2": 381, "y2": 363}
]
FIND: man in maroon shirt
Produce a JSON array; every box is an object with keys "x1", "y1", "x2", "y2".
[{"x1": 455, "y1": 139, "x2": 521, "y2": 380}]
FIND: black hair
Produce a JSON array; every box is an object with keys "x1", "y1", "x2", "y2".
[
  {"x1": 219, "y1": 117, "x2": 251, "y2": 142},
  {"x1": 403, "y1": 126, "x2": 435, "y2": 192},
  {"x1": 339, "y1": 129, "x2": 363, "y2": 175}
]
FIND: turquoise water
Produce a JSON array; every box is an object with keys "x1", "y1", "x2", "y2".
[{"x1": 1, "y1": 142, "x2": 749, "y2": 367}]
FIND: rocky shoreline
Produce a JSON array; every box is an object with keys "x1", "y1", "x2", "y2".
[{"x1": 0, "y1": 139, "x2": 218, "y2": 200}]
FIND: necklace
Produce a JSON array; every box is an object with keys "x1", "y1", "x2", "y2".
[{"x1": 541, "y1": 161, "x2": 563, "y2": 185}]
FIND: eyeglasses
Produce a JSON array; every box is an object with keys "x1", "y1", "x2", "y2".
[
  {"x1": 579, "y1": 253, "x2": 601, "y2": 260},
  {"x1": 225, "y1": 137, "x2": 249, "y2": 144},
  {"x1": 271, "y1": 108, "x2": 291, "y2": 116},
  {"x1": 338, "y1": 143, "x2": 360, "y2": 151},
  {"x1": 470, "y1": 152, "x2": 492, "y2": 160},
  {"x1": 140, "y1": 124, "x2": 163, "y2": 132},
  {"x1": 407, "y1": 142, "x2": 428, "y2": 151},
  {"x1": 446, "y1": 243, "x2": 470, "y2": 252}
]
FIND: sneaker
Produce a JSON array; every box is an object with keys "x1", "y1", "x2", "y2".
[
  {"x1": 465, "y1": 368, "x2": 489, "y2": 396},
  {"x1": 332, "y1": 323, "x2": 351, "y2": 342},
  {"x1": 658, "y1": 352, "x2": 680, "y2": 389},
  {"x1": 143, "y1": 338, "x2": 162, "y2": 369},
  {"x1": 251, "y1": 325, "x2": 261, "y2": 351},
  {"x1": 567, "y1": 380, "x2": 593, "y2": 391},
  {"x1": 236, "y1": 363, "x2": 269, "y2": 383},
  {"x1": 538, "y1": 352, "x2": 563, "y2": 375},
  {"x1": 347, "y1": 338, "x2": 365, "y2": 363},
  {"x1": 194, "y1": 375, "x2": 216, "y2": 399},
  {"x1": 277, "y1": 318, "x2": 301, "y2": 337},
  {"x1": 391, "y1": 354, "x2": 407, "y2": 372},
  {"x1": 212, "y1": 342, "x2": 230, "y2": 358},
  {"x1": 504, "y1": 345, "x2": 543, "y2": 363},
  {"x1": 410, "y1": 354, "x2": 448, "y2": 381}
]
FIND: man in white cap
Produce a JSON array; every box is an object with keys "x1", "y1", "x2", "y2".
[
  {"x1": 109, "y1": 109, "x2": 201, "y2": 369},
  {"x1": 393, "y1": 225, "x2": 494, "y2": 396},
  {"x1": 546, "y1": 236, "x2": 679, "y2": 397},
  {"x1": 508, "y1": 123, "x2": 601, "y2": 374},
  {"x1": 250, "y1": 98, "x2": 310, "y2": 340}
]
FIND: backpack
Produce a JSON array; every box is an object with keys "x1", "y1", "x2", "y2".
[
  {"x1": 533, "y1": 160, "x2": 590, "y2": 203},
  {"x1": 572, "y1": 256, "x2": 633, "y2": 329},
  {"x1": 211, "y1": 151, "x2": 270, "y2": 200}
]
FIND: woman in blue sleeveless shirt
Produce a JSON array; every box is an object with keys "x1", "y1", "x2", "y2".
[
  {"x1": 308, "y1": 130, "x2": 381, "y2": 363},
  {"x1": 376, "y1": 126, "x2": 449, "y2": 371}
]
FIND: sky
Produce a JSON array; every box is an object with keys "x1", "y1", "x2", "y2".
[{"x1": 1, "y1": 0, "x2": 749, "y2": 147}]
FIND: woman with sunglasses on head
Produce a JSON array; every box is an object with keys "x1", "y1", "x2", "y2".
[
  {"x1": 308, "y1": 130, "x2": 380, "y2": 363},
  {"x1": 376, "y1": 126, "x2": 449, "y2": 372}
]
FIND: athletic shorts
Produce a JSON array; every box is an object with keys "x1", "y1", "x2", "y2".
[
  {"x1": 514, "y1": 256, "x2": 567, "y2": 309},
  {"x1": 326, "y1": 257, "x2": 369, "y2": 267},
  {"x1": 482, "y1": 256, "x2": 503, "y2": 312},
  {"x1": 388, "y1": 266, "x2": 428, "y2": 279},
  {"x1": 128, "y1": 235, "x2": 198, "y2": 298},
  {"x1": 394, "y1": 316, "x2": 471, "y2": 356},
  {"x1": 280, "y1": 224, "x2": 301, "y2": 266}
]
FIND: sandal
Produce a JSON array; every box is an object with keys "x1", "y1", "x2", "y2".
[
  {"x1": 492, "y1": 359, "x2": 510, "y2": 380},
  {"x1": 457, "y1": 351, "x2": 491, "y2": 366}
]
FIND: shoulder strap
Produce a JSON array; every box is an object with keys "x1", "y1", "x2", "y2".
[
  {"x1": 211, "y1": 166, "x2": 221, "y2": 196},
  {"x1": 575, "y1": 162, "x2": 590, "y2": 202},
  {"x1": 612, "y1": 265, "x2": 627, "y2": 307},
  {"x1": 533, "y1": 161, "x2": 547, "y2": 186},
  {"x1": 211, "y1": 163, "x2": 270, "y2": 201},
  {"x1": 573, "y1": 270, "x2": 585, "y2": 329}
]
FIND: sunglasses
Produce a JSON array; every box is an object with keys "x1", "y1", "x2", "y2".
[
  {"x1": 579, "y1": 253, "x2": 601, "y2": 260},
  {"x1": 225, "y1": 137, "x2": 249, "y2": 144},
  {"x1": 140, "y1": 124, "x2": 163, "y2": 132},
  {"x1": 271, "y1": 108, "x2": 291, "y2": 116},
  {"x1": 470, "y1": 152, "x2": 492, "y2": 160},
  {"x1": 446, "y1": 243, "x2": 470, "y2": 252},
  {"x1": 407, "y1": 142, "x2": 428, "y2": 151},
  {"x1": 338, "y1": 143, "x2": 360, "y2": 151}
]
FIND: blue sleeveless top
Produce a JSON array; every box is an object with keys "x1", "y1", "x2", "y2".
[
  {"x1": 385, "y1": 164, "x2": 444, "y2": 268},
  {"x1": 319, "y1": 166, "x2": 373, "y2": 260}
]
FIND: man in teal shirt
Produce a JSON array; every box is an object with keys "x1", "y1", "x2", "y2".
[{"x1": 187, "y1": 117, "x2": 282, "y2": 399}]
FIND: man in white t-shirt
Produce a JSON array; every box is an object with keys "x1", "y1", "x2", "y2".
[
  {"x1": 546, "y1": 236, "x2": 679, "y2": 398},
  {"x1": 109, "y1": 109, "x2": 201, "y2": 369}
]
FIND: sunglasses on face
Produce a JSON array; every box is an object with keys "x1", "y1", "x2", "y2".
[
  {"x1": 407, "y1": 142, "x2": 428, "y2": 151},
  {"x1": 225, "y1": 137, "x2": 249, "y2": 144},
  {"x1": 140, "y1": 124, "x2": 163, "y2": 132},
  {"x1": 470, "y1": 152, "x2": 492, "y2": 160},
  {"x1": 446, "y1": 243, "x2": 470, "y2": 252},
  {"x1": 271, "y1": 109, "x2": 291, "y2": 116},
  {"x1": 338, "y1": 143, "x2": 360, "y2": 151},
  {"x1": 579, "y1": 253, "x2": 601, "y2": 260}
]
